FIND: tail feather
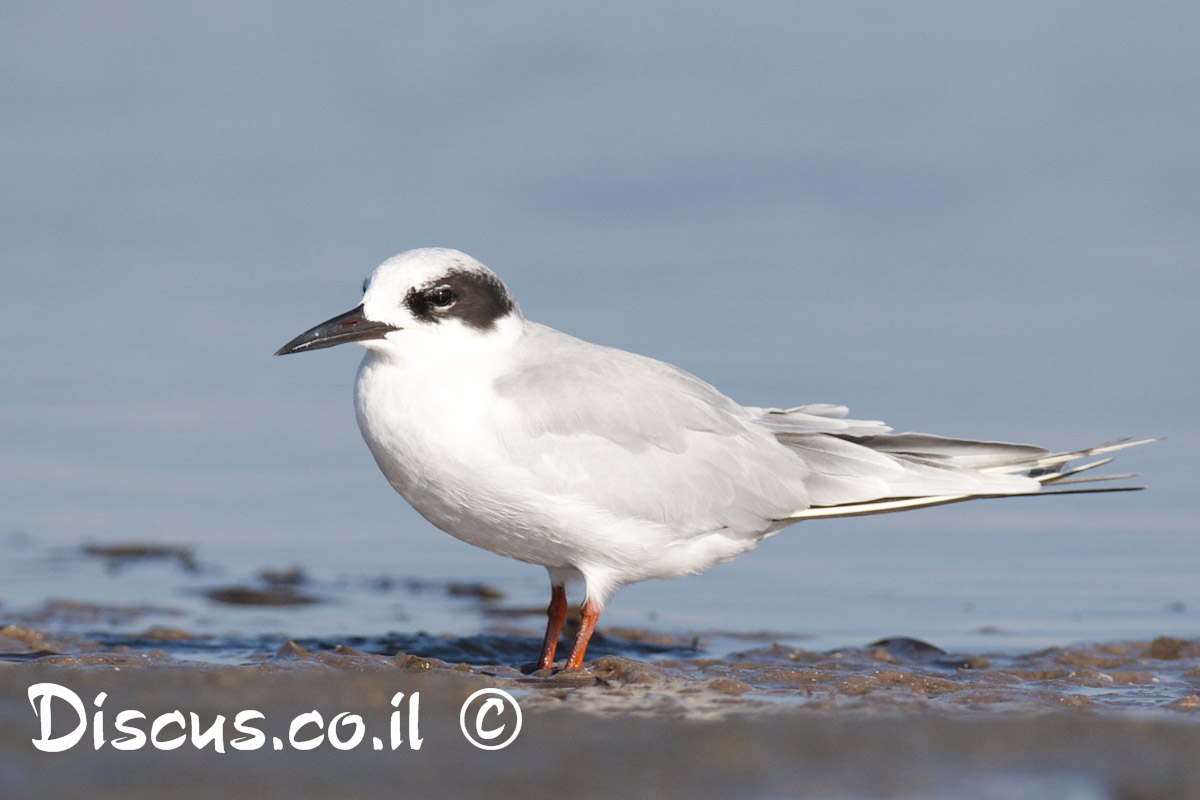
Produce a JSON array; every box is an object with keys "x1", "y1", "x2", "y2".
[
  {"x1": 785, "y1": 436, "x2": 1154, "y2": 521},
  {"x1": 979, "y1": 438, "x2": 1154, "y2": 475},
  {"x1": 1031, "y1": 455, "x2": 1115, "y2": 483},
  {"x1": 1044, "y1": 472, "x2": 1141, "y2": 487}
]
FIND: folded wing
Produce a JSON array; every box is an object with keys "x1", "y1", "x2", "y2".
[{"x1": 493, "y1": 324, "x2": 1151, "y2": 533}]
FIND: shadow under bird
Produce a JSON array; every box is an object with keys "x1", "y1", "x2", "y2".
[{"x1": 275, "y1": 248, "x2": 1152, "y2": 671}]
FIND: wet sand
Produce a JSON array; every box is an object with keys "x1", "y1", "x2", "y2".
[
  {"x1": 3, "y1": 541, "x2": 1198, "y2": 798},
  {"x1": 3, "y1": 624, "x2": 1199, "y2": 799}
]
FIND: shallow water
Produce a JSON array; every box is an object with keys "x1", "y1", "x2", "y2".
[
  {"x1": 4, "y1": 502, "x2": 1200, "y2": 800},
  {"x1": 3, "y1": 508, "x2": 1196, "y2": 659},
  {"x1": 3, "y1": 534, "x2": 1199, "y2": 711}
]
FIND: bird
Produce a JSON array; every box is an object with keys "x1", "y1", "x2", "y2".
[{"x1": 275, "y1": 247, "x2": 1151, "y2": 671}]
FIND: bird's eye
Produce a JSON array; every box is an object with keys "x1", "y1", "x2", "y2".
[{"x1": 428, "y1": 286, "x2": 456, "y2": 308}]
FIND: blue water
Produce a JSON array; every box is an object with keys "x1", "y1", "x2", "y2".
[
  {"x1": 2, "y1": 5, "x2": 1197, "y2": 660},
  {"x1": 4, "y1": 488, "x2": 1194, "y2": 661}
]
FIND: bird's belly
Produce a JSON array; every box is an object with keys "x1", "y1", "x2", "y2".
[
  {"x1": 359, "y1": 418, "x2": 754, "y2": 581},
  {"x1": 355, "y1": 399, "x2": 585, "y2": 567},
  {"x1": 375, "y1": 449, "x2": 601, "y2": 568}
]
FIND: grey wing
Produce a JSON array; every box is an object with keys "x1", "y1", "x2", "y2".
[
  {"x1": 492, "y1": 325, "x2": 1149, "y2": 531},
  {"x1": 491, "y1": 329, "x2": 817, "y2": 534}
]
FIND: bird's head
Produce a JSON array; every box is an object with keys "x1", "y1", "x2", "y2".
[{"x1": 274, "y1": 248, "x2": 521, "y2": 358}]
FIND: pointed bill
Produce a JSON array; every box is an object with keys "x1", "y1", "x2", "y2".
[{"x1": 274, "y1": 304, "x2": 398, "y2": 355}]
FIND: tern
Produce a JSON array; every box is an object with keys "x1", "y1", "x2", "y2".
[{"x1": 276, "y1": 248, "x2": 1150, "y2": 671}]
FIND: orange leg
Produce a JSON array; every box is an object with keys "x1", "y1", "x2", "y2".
[
  {"x1": 564, "y1": 597, "x2": 600, "y2": 670},
  {"x1": 537, "y1": 584, "x2": 568, "y2": 671}
]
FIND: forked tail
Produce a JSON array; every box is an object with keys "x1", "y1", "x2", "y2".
[{"x1": 787, "y1": 437, "x2": 1155, "y2": 521}]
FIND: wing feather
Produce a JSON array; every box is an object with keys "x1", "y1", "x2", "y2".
[
  {"x1": 493, "y1": 326, "x2": 808, "y2": 534},
  {"x1": 490, "y1": 324, "x2": 1149, "y2": 536}
]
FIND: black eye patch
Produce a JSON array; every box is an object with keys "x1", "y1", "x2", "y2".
[{"x1": 403, "y1": 269, "x2": 515, "y2": 330}]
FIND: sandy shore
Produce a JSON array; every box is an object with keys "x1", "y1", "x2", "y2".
[{"x1": 2, "y1": 625, "x2": 1199, "y2": 799}]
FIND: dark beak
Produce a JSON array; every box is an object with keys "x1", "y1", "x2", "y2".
[{"x1": 274, "y1": 305, "x2": 399, "y2": 356}]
